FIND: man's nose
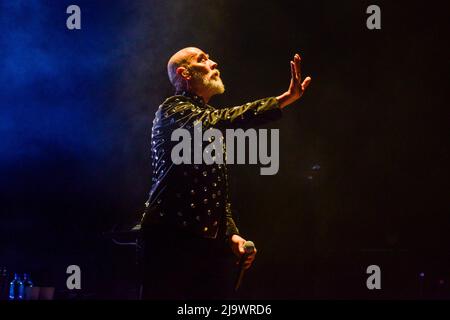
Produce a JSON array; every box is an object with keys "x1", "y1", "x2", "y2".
[{"x1": 209, "y1": 60, "x2": 218, "y2": 69}]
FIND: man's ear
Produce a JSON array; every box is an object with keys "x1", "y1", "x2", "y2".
[{"x1": 176, "y1": 66, "x2": 190, "y2": 80}]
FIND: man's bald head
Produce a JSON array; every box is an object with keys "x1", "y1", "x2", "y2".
[
  {"x1": 167, "y1": 47, "x2": 202, "y2": 90},
  {"x1": 166, "y1": 47, "x2": 224, "y2": 101}
]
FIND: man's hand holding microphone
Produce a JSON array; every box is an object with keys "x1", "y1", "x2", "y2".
[{"x1": 230, "y1": 234, "x2": 257, "y2": 291}]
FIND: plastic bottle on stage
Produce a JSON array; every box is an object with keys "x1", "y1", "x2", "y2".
[
  {"x1": 8, "y1": 273, "x2": 24, "y2": 300},
  {"x1": 22, "y1": 273, "x2": 33, "y2": 300}
]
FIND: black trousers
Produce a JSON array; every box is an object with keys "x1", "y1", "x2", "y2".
[{"x1": 138, "y1": 224, "x2": 237, "y2": 300}]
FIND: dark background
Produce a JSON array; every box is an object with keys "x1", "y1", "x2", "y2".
[{"x1": 1, "y1": 0, "x2": 448, "y2": 299}]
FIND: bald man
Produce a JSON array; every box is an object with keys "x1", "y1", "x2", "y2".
[{"x1": 139, "y1": 47, "x2": 311, "y2": 300}]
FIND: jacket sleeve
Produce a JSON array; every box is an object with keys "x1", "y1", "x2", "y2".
[
  {"x1": 224, "y1": 202, "x2": 240, "y2": 241},
  {"x1": 163, "y1": 96, "x2": 282, "y2": 131},
  {"x1": 201, "y1": 97, "x2": 282, "y2": 130}
]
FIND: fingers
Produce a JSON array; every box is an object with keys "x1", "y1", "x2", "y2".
[
  {"x1": 235, "y1": 250, "x2": 257, "y2": 269},
  {"x1": 243, "y1": 258, "x2": 255, "y2": 269},
  {"x1": 301, "y1": 76, "x2": 312, "y2": 91},
  {"x1": 239, "y1": 241, "x2": 246, "y2": 254},
  {"x1": 290, "y1": 53, "x2": 303, "y2": 84},
  {"x1": 294, "y1": 53, "x2": 312, "y2": 93},
  {"x1": 290, "y1": 61, "x2": 296, "y2": 82},
  {"x1": 291, "y1": 59, "x2": 299, "y2": 82},
  {"x1": 243, "y1": 251, "x2": 257, "y2": 270},
  {"x1": 294, "y1": 53, "x2": 301, "y2": 82}
]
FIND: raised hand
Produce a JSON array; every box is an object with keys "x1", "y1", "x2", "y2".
[{"x1": 277, "y1": 53, "x2": 312, "y2": 109}]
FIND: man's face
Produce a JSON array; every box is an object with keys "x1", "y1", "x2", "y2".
[{"x1": 187, "y1": 49, "x2": 225, "y2": 96}]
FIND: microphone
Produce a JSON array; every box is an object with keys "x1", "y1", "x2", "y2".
[{"x1": 234, "y1": 241, "x2": 256, "y2": 292}]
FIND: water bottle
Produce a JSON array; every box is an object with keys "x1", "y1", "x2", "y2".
[
  {"x1": 23, "y1": 273, "x2": 33, "y2": 300},
  {"x1": 8, "y1": 273, "x2": 24, "y2": 300}
]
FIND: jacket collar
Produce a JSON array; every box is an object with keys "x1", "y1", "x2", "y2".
[{"x1": 176, "y1": 91, "x2": 206, "y2": 106}]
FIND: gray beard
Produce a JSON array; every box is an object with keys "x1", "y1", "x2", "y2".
[
  {"x1": 203, "y1": 76, "x2": 225, "y2": 95},
  {"x1": 191, "y1": 70, "x2": 225, "y2": 96}
]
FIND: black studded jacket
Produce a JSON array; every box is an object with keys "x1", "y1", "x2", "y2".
[{"x1": 141, "y1": 91, "x2": 282, "y2": 242}]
